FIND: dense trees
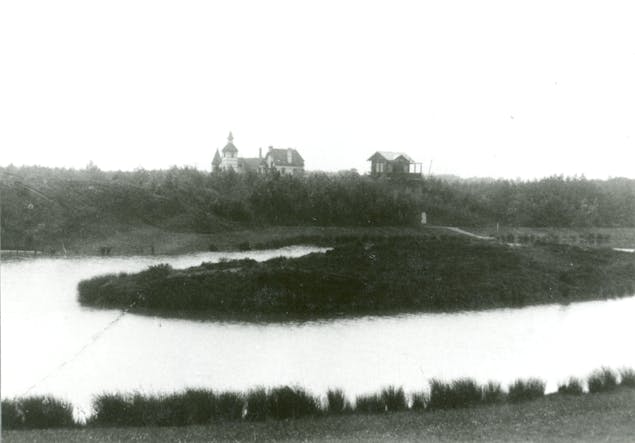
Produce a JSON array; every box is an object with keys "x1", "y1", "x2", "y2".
[{"x1": 1, "y1": 165, "x2": 633, "y2": 250}]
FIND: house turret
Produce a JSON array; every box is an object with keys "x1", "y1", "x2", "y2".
[{"x1": 220, "y1": 131, "x2": 239, "y2": 171}]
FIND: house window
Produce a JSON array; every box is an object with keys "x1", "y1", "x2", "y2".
[{"x1": 376, "y1": 162, "x2": 385, "y2": 173}]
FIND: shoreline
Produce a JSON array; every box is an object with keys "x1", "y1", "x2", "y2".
[{"x1": 3, "y1": 225, "x2": 635, "y2": 259}]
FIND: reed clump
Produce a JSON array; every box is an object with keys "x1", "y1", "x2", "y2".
[
  {"x1": 507, "y1": 378, "x2": 546, "y2": 403},
  {"x1": 557, "y1": 378, "x2": 584, "y2": 395},
  {"x1": 354, "y1": 393, "x2": 385, "y2": 414},
  {"x1": 588, "y1": 368, "x2": 618, "y2": 393},
  {"x1": 428, "y1": 378, "x2": 484, "y2": 410},
  {"x1": 6, "y1": 370, "x2": 634, "y2": 429},
  {"x1": 266, "y1": 387, "x2": 320, "y2": 420},
  {"x1": 619, "y1": 368, "x2": 635, "y2": 388},
  {"x1": 482, "y1": 381, "x2": 505, "y2": 404},
  {"x1": 1, "y1": 396, "x2": 75, "y2": 430},
  {"x1": 326, "y1": 389, "x2": 351, "y2": 415}
]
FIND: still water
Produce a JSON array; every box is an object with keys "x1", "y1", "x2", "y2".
[{"x1": 2, "y1": 246, "x2": 635, "y2": 419}]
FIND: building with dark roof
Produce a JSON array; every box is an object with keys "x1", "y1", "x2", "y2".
[
  {"x1": 212, "y1": 132, "x2": 304, "y2": 175},
  {"x1": 262, "y1": 147, "x2": 304, "y2": 176},
  {"x1": 367, "y1": 151, "x2": 423, "y2": 178}
]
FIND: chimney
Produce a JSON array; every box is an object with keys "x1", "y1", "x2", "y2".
[
  {"x1": 268, "y1": 146, "x2": 273, "y2": 151},
  {"x1": 287, "y1": 148, "x2": 292, "y2": 164},
  {"x1": 259, "y1": 147, "x2": 262, "y2": 159}
]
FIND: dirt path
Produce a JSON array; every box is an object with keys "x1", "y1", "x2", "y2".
[{"x1": 439, "y1": 226, "x2": 495, "y2": 241}]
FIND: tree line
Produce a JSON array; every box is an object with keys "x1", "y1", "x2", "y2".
[{"x1": 1, "y1": 165, "x2": 633, "y2": 249}]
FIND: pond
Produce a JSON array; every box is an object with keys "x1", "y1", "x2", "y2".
[{"x1": 2, "y1": 246, "x2": 634, "y2": 419}]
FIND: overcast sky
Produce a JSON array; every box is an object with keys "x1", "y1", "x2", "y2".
[{"x1": 1, "y1": 1, "x2": 634, "y2": 179}]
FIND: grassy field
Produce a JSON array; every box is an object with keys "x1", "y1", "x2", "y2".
[{"x1": 3, "y1": 388, "x2": 635, "y2": 442}]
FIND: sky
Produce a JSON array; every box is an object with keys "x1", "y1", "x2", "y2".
[{"x1": 1, "y1": 1, "x2": 634, "y2": 179}]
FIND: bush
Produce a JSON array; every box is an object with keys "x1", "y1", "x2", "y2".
[
  {"x1": 482, "y1": 381, "x2": 505, "y2": 404},
  {"x1": 245, "y1": 388, "x2": 269, "y2": 421},
  {"x1": 619, "y1": 368, "x2": 635, "y2": 388},
  {"x1": 354, "y1": 393, "x2": 385, "y2": 414},
  {"x1": 1, "y1": 400, "x2": 23, "y2": 429},
  {"x1": 90, "y1": 393, "x2": 131, "y2": 426},
  {"x1": 215, "y1": 392, "x2": 244, "y2": 421},
  {"x1": 428, "y1": 378, "x2": 482, "y2": 410},
  {"x1": 326, "y1": 389, "x2": 350, "y2": 415},
  {"x1": 380, "y1": 386, "x2": 407, "y2": 412},
  {"x1": 588, "y1": 368, "x2": 618, "y2": 393},
  {"x1": 557, "y1": 378, "x2": 584, "y2": 395},
  {"x1": 1, "y1": 396, "x2": 76, "y2": 429},
  {"x1": 411, "y1": 392, "x2": 427, "y2": 411},
  {"x1": 507, "y1": 378, "x2": 545, "y2": 403},
  {"x1": 181, "y1": 389, "x2": 216, "y2": 424},
  {"x1": 267, "y1": 387, "x2": 319, "y2": 420}
]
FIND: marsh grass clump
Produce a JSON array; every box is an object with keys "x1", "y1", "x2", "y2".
[
  {"x1": 266, "y1": 387, "x2": 319, "y2": 420},
  {"x1": 588, "y1": 368, "x2": 618, "y2": 393},
  {"x1": 380, "y1": 386, "x2": 408, "y2": 412},
  {"x1": 1, "y1": 396, "x2": 75, "y2": 429},
  {"x1": 326, "y1": 389, "x2": 350, "y2": 415},
  {"x1": 1, "y1": 399, "x2": 23, "y2": 429},
  {"x1": 354, "y1": 393, "x2": 385, "y2": 414},
  {"x1": 482, "y1": 381, "x2": 505, "y2": 404},
  {"x1": 410, "y1": 392, "x2": 427, "y2": 411},
  {"x1": 90, "y1": 393, "x2": 131, "y2": 426},
  {"x1": 428, "y1": 378, "x2": 482, "y2": 410},
  {"x1": 90, "y1": 390, "x2": 223, "y2": 427},
  {"x1": 507, "y1": 378, "x2": 546, "y2": 403},
  {"x1": 557, "y1": 378, "x2": 584, "y2": 395},
  {"x1": 180, "y1": 389, "x2": 216, "y2": 424},
  {"x1": 215, "y1": 392, "x2": 244, "y2": 421},
  {"x1": 245, "y1": 388, "x2": 269, "y2": 421},
  {"x1": 619, "y1": 368, "x2": 635, "y2": 388}
]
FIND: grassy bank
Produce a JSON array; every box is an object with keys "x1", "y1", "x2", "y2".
[
  {"x1": 1, "y1": 225, "x2": 444, "y2": 257},
  {"x1": 3, "y1": 371, "x2": 635, "y2": 441},
  {"x1": 77, "y1": 235, "x2": 635, "y2": 320}
]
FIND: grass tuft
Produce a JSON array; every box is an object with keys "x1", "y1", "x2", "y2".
[
  {"x1": 619, "y1": 368, "x2": 635, "y2": 388},
  {"x1": 1, "y1": 396, "x2": 75, "y2": 430},
  {"x1": 588, "y1": 368, "x2": 618, "y2": 393},
  {"x1": 482, "y1": 381, "x2": 505, "y2": 404},
  {"x1": 410, "y1": 392, "x2": 427, "y2": 411},
  {"x1": 354, "y1": 393, "x2": 385, "y2": 414},
  {"x1": 266, "y1": 387, "x2": 319, "y2": 420},
  {"x1": 380, "y1": 386, "x2": 408, "y2": 412},
  {"x1": 326, "y1": 389, "x2": 350, "y2": 415},
  {"x1": 558, "y1": 378, "x2": 584, "y2": 395},
  {"x1": 507, "y1": 378, "x2": 546, "y2": 403},
  {"x1": 428, "y1": 378, "x2": 482, "y2": 410},
  {"x1": 245, "y1": 389, "x2": 269, "y2": 421}
]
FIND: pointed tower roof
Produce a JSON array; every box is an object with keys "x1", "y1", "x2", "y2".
[
  {"x1": 212, "y1": 149, "x2": 222, "y2": 166},
  {"x1": 222, "y1": 131, "x2": 238, "y2": 154}
]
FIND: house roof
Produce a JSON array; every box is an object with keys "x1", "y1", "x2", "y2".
[
  {"x1": 367, "y1": 151, "x2": 415, "y2": 163},
  {"x1": 239, "y1": 157, "x2": 263, "y2": 172},
  {"x1": 212, "y1": 149, "x2": 222, "y2": 166},
  {"x1": 265, "y1": 148, "x2": 304, "y2": 167}
]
